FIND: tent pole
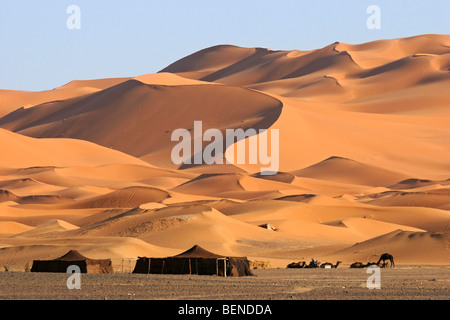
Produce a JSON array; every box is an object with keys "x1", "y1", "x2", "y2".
[
  {"x1": 189, "y1": 259, "x2": 191, "y2": 274},
  {"x1": 224, "y1": 259, "x2": 227, "y2": 278},
  {"x1": 147, "y1": 258, "x2": 151, "y2": 274}
]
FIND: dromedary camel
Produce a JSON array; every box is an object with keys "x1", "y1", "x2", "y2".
[
  {"x1": 377, "y1": 253, "x2": 395, "y2": 268},
  {"x1": 350, "y1": 262, "x2": 365, "y2": 268},
  {"x1": 304, "y1": 259, "x2": 321, "y2": 268},
  {"x1": 320, "y1": 261, "x2": 341, "y2": 268},
  {"x1": 287, "y1": 261, "x2": 306, "y2": 268},
  {"x1": 350, "y1": 261, "x2": 380, "y2": 268}
]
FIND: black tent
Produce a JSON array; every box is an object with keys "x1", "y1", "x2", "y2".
[
  {"x1": 31, "y1": 250, "x2": 114, "y2": 273},
  {"x1": 133, "y1": 245, "x2": 253, "y2": 277}
]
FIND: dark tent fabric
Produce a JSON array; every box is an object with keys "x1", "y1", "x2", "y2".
[
  {"x1": 174, "y1": 245, "x2": 224, "y2": 259},
  {"x1": 133, "y1": 245, "x2": 253, "y2": 277},
  {"x1": 31, "y1": 250, "x2": 114, "y2": 273},
  {"x1": 56, "y1": 250, "x2": 89, "y2": 261}
]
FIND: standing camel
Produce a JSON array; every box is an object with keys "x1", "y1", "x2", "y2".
[{"x1": 377, "y1": 253, "x2": 395, "y2": 268}]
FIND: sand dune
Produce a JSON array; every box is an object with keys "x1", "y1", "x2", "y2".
[
  {"x1": 171, "y1": 173, "x2": 245, "y2": 196},
  {"x1": 325, "y1": 229, "x2": 449, "y2": 265},
  {"x1": 219, "y1": 198, "x2": 450, "y2": 233},
  {"x1": 389, "y1": 178, "x2": 450, "y2": 190},
  {"x1": 0, "y1": 221, "x2": 33, "y2": 236},
  {"x1": 247, "y1": 94, "x2": 450, "y2": 179},
  {"x1": 55, "y1": 164, "x2": 192, "y2": 183},
  {"x1": 0, "y1": 189, "x2": 19, "y2": 203},
  {"x1": 161, "y1": 34, "x2": 450, "y2": 102},
  {"x1": 160, "y1": 45, "x2": 259, "y2": 81},
  {"x1": 56, "y1": 72, "x2": 216, "y2": 91},
  {"x1": 291, "y1": 156, "x2": 409, "y2": 187},
  {"x1": 358, "y1": 189, "x2": 450, "y2": 209},
  {"x1": 14, "y1": 219, "x2": 79, "y2": 238},
  {"x1": 0, "y1": 87, "x2": 99, "y2": 118},
  {"x1": 0, "y1": 178, "x2": 62, "y2": 197},
  {"x1": 0, "y1": 34, "x2": 448, "y2": 266},
  {"x1": 55, "y1": 186, "x2": 171, "y2": 209},
  {"x1": 0, "y1": 128, "x2": 149, "y2": 168},
  {"x1": 0, "y1": 80, "x2": 282, "y2": 164}
]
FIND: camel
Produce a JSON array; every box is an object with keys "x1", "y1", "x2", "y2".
[
  {"x1": 350, "y1": 261, "x2": 382, "y2": 268},
  {"x1": 304, "y1": 259, "x2": 321, "y2": 268},
  {"x1": 320, "y1": 261, "x2": 341, "y2": 268},
  {"x1": 350, "y1": 262, "x2": 365, "y2": 268},
  {"x1": 377, "y1": 253, "x2": 395, "y2": 268},
  {"x1": 287, "y1": 261, "x2": 306, "y2": 269}
]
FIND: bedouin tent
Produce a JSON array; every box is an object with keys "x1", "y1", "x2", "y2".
[
  {"x1": 132, "y1": 245, "x2": 253, "y2": 277},
  {"x1": 31, "y1": 250, "x2": 114, "y2": 273}
]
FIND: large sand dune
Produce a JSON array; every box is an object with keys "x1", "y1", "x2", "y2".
[{"x1": 0, "y1": 34, "x2": 449, "y2": 269}]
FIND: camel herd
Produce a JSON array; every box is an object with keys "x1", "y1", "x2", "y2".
[{"x1": 287, "y1": 253, "x2": 395, "y2": 269}]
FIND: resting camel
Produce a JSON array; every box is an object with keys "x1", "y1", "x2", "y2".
[
  {"x1": 287, "y1": 261, "x2": 306, "y2": 269},
  {"x1": 350, "y1": 261, "x2": 381, "y2": 268},
  {"x1": 320, "y1": 261, "x2": 341, "y2": 268},
  {"x1": 350, "y1": 262, "x2": 365, "y2": 268},
  {"x1": 304, "y1": 259, "x2": 321, "y2": 268},
  {"x1": 377, "y1": 253, "x2": 395, "y2": 268}
]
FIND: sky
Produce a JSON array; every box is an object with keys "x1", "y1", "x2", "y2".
[{"x1": 0, "y1": 0, "x2": 449, "y2": 91}]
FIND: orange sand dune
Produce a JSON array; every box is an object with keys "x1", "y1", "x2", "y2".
[
  {"x1": 0, "y1": 178, "x2": 63, "y2": 197},
  {"x1": 57, "y1": 77, "x2": 132, "y2": 90},
  {"x1": 291, "y1": 156, "x2": 409, "y2": 187},
  {"x1": 236, "y1": 94, "x2": 450, "y2": 180},
  {"x1": 14, "y1": 219, "x2": 79, "y2": 238},
  {"x1": 359, "y1": 189, "x2": 450, "y2": 210},
  {"x1": 161, "y1": 34, "x2": 450, "y2": 102},
  {"x1": 54, "y1": 186, "x2": 170, "y2": 209},
  {"x1": 0, "y1": 34, "x2": 449, "y2": 266},
  {"x1": 54, "y1": 164, "x2": 192, "y2": 183},
  {"x1": 71, "y1": 204, "x2": 322, "y2": 257},
  {"x1": 0, "y1": 80, "x2": 282, "y2": 164},
  {"x1": 389, "y1": 178, "x2": 450, "y2": 190},
  {"x1": 324, "y1": 229, "x2": 449, "y2": 265},
  {"x1": 0, "y1": 128, "x2": 149, "y2": 168},
  {"x1": 219, "y1": 198, "x2": 450, "y2": 233},
  {"x1": 336, "y1": 34, "x2": 450, "y2": 69},
  {"x1": 56, "y1": 72, "x2": 215, "y2": 91},
  {"x1": 0, "y1": 87, "x2": 99, "y2": 118},
  {"x1": 160, "y1": 43, "x2": 362, "y2": 88},
  {"x1": 134, "y1": 72, "x2": 220, "y2": 86},
  {"x1": 0, "y1": 221, "x2": 33, "y2": 236},
  {"x1": 171, "y1": 173, "x2": 245, "y2": 196},
  {"x1": 160, "y1": 45, "x2": 258, "y2": 81},
  {"x1": 0, "y1": 205, "x2": 106, "y2": 227}
]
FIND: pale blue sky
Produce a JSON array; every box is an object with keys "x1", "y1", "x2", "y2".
[{"x1": 0, "y1": 0, "x2": 449, "y2": 91}]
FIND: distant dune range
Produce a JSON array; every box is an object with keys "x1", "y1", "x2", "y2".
[{"x1": 0, "y1": 34, "x2": 449, "y2": 269}]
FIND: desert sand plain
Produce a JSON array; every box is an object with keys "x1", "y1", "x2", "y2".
[{"x1": 0, "y1": 34, "x2": 449, "y2": 299}]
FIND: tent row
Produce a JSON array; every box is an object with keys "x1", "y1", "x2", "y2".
[{"x1": 30, "y1": 245, "x2": 253, "y2": 277}]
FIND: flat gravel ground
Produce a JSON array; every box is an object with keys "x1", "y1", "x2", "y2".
[{"x1": 0, "y1": 266, "x2": 448, "y2": 300}]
